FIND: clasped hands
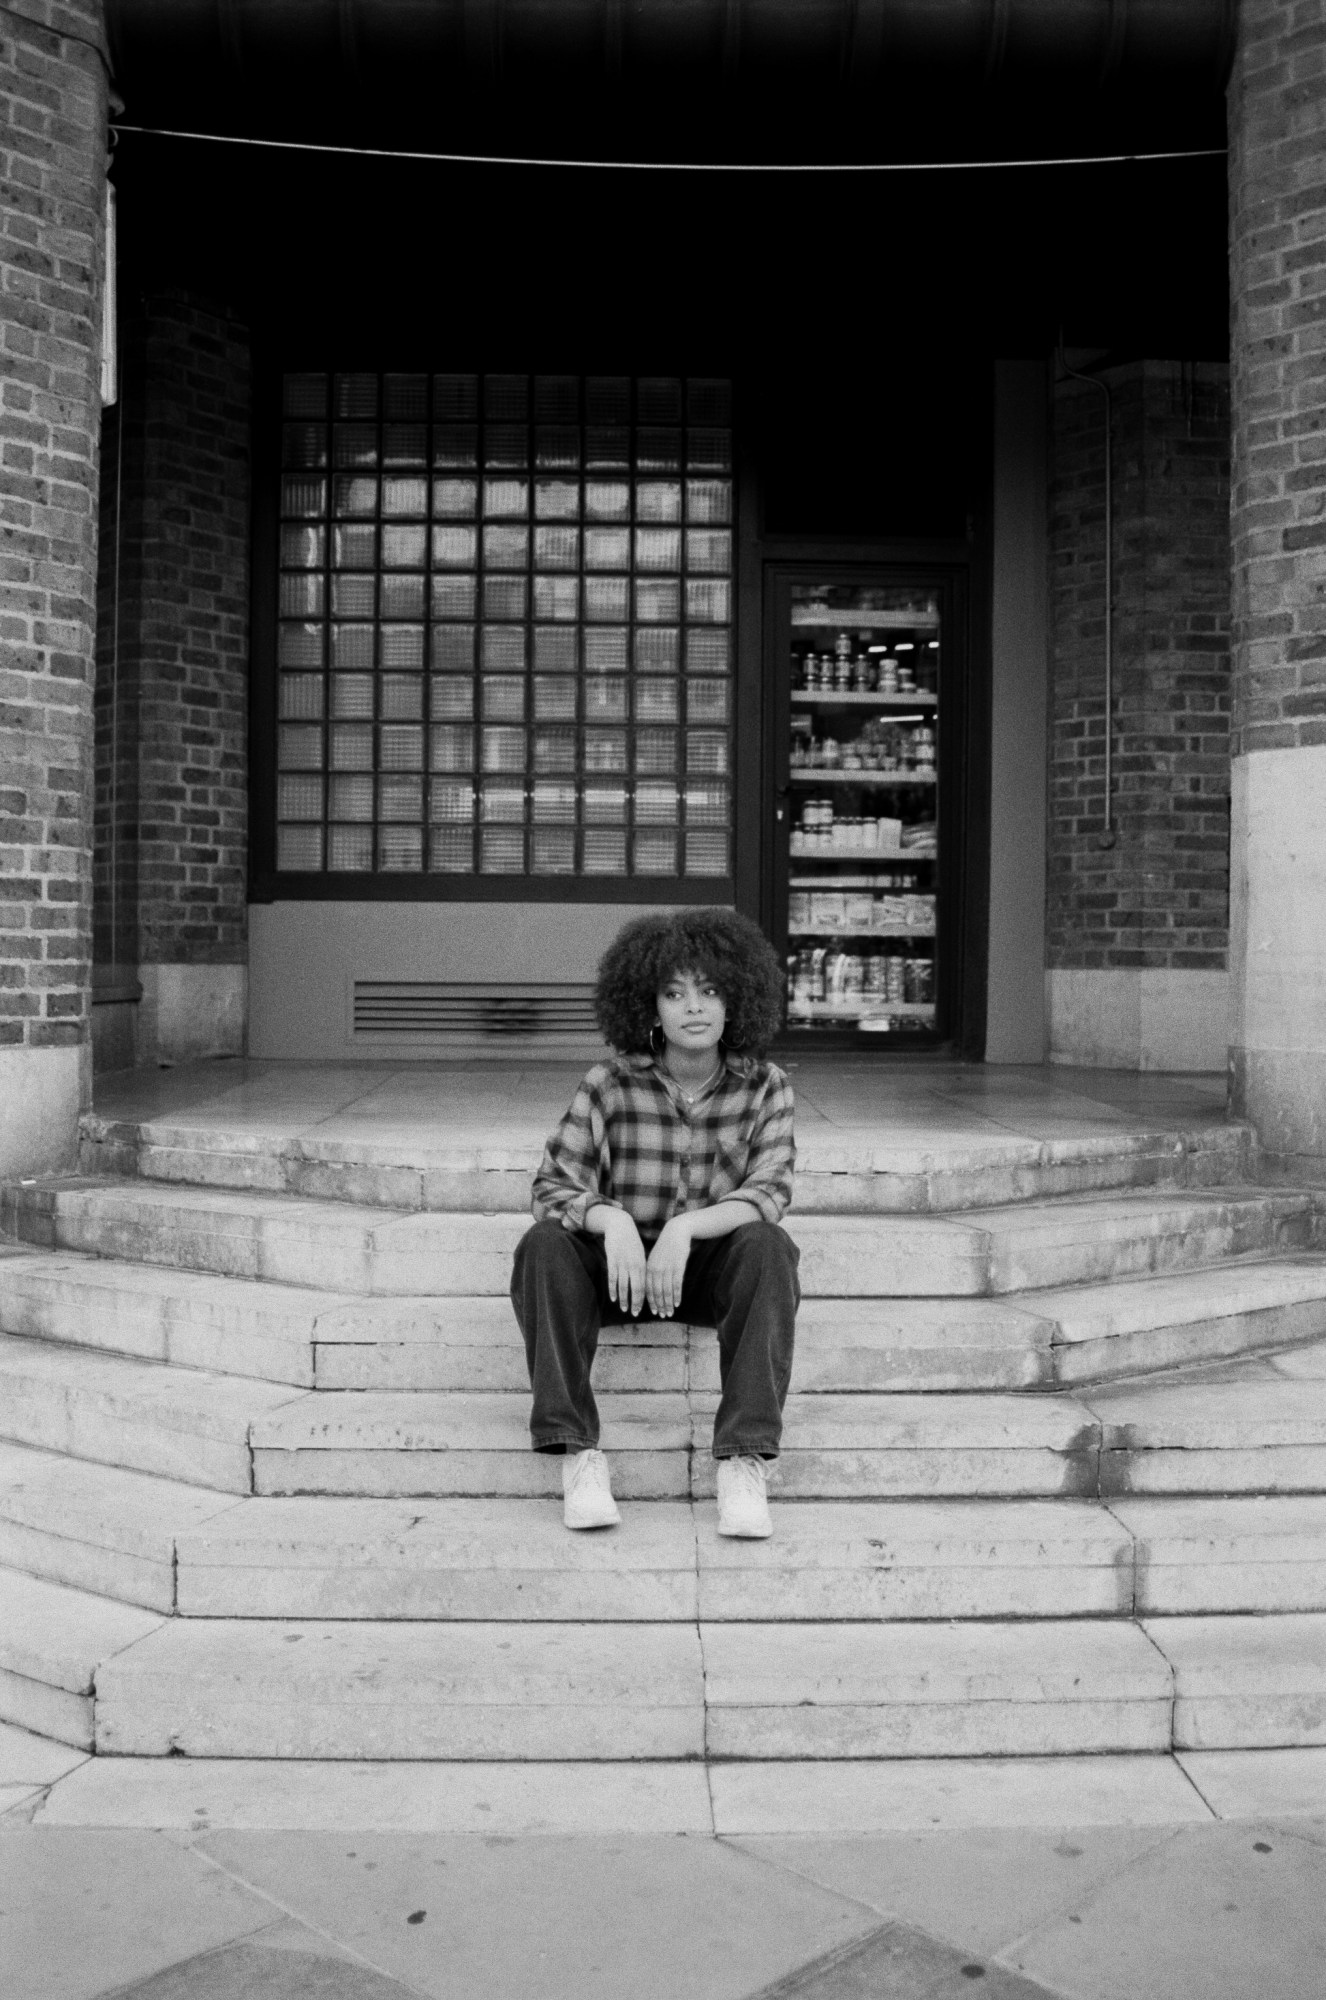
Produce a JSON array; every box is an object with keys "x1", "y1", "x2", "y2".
[{"x1": 600, "y1": 1208, "x2": 691, "y2": 1318}]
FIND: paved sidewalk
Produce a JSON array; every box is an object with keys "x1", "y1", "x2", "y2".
[{"x1": 4, "y1": 1729, "x2": 1325, "y2": 1999}]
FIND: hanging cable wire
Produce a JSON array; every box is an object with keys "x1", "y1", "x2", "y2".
[{"x1": 108, "y1": 122, "x2": 1226, "y2": 175}]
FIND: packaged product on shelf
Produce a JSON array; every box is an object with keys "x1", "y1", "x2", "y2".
[
  {"x1": 901, "y1": 820, "x2": 936, "y2": 852},
  {"x1": 788, "y1": 892, "x2": 810, "y2": 929},
  {"x1": 825, "y1": 949, "x2": 864, "y2": 1007},
  {"x1": 844, "y1": 891, "x2": 873, "y2": 929},
  {"x1": 913, "y1": 894, "x2": 936, "y2": 928},
  {"x1": 906, "y1": 959, "x2": 935, "y2": 1004},
  {"x1": 810, "y1": 891, "x2": 846, "y2": 929}
]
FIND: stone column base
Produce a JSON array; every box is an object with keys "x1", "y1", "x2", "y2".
[
  {"x1": 0, "y1": 1046, "x2": 83, "y2": 1177},
  {"x1": 137, "y1": 965, "x2": 247, "y2": 1066},
  {"x1": 1230, "y1": 744, "x2": 1326, "y2": 1175},
  {"x1": 1046, "y1": 968, "x2": 1228, "y2": 1073}
]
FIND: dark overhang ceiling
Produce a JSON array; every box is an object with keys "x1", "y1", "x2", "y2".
[{"x1": 105, "y1": 0, "x2": 1235, "y2": 165}]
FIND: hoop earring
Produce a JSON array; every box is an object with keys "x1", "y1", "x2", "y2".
[{"x1": 649, "y1": 1023, "x2": 666, "y2": 1058}]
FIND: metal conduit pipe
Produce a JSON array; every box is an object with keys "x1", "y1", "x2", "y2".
[
  {"x1": 104, "y1": 0, "x2": 1237, "y2": 136},
  {"x1": 1058, "y1": 341, "x2": 1117, "y2": 852}
]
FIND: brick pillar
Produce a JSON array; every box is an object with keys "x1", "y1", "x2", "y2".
[
  {"x1": 1046, "y1": 360, "x2": 1232, "y2": 1070},
  {"x1": 0, "y1": 2, "x2": 108, "y2": 1173},
  {"x1": 92, "y1": 291, "x2": 250, "y2": 1068},
  {"x1": 1229, "y1": 1, "x2": 1326, "y2": 1173}
]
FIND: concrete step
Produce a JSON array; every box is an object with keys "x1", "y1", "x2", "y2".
[
  {"x1": 0, "y1": 1251, "x2": 679, "y2": 1393},
  {"x1": 770, "y1": 1296, "x2": 1055, "y2": 1391},
  {"x1": 251, "y1": 1390, "x2": 693, "y2": 1499},
  {"x1": 315, "y1": 1297, "x2": 683, "y2": 1392},
  {"x1": 1116, "y1": 1496, "x2": 1326, "y2": 1614},
  {"x1": 174, "y1": 1494, "x2": 701, "y2": 1621},
  {"x1": 1028, "y1": 1256, "x2": 1326, "y2": 1384},
  {"x1": 0, "y1": 1335, "x2": 299, "y2": 1492},
  {"x1": 0, "y1": 1441, "x2": 241, "y2": 1613},
  {"x1": 700, "y1": 1392, "x2": 1101, "y2": 1500},
  {"x1": 1142, "y1": 1613, "x2": 1326, "y2": 1750},
  {"x1": 703, "y1": 1258, "x2": 1326, "y2": 1393},
  {"x1": 0, "y1": 1567, "x2": 164, "y2": 1749},
  {"x1": 95, "y1": 1617, "x2": 708, "y2": 1760},
  {"x1": 974, "y1": 1189, "x2": 1320, "y2": 1293},
  {"x1": 7, "y1": 1177, "x2": 1318, "y2": 1300},
  {"x1": 1, "y1": 1180, "x2": 528, "y2": 1295},
  {"x1": 7, "y1": 1330, "x2": 1326, "y2": 1504},
  {"x1": 78, "y1": 1109, "x2": 1255, "y2": 1214},
  {"x1": 701, "y1": 1618, "x2": 1174, "y2": 1758},
  {"x1": 11, "y1": 1441, "x2": 1326, "y2": 1621},
  {"x1": 1088, "y1": 1368, "x2": 1326, "y2": 1495},
  {"x1": 245, "y1": 1386, "x2": 1098, "y2": 1500},
  {"x1": 5, "y1": 1244, "x2": 1326, "y2": 1399},
  {"x1": 10, "y1": 1563, "x2": 1325, "y2": 1759},
  {"x1": 85, "y1": 1614, "x2": 1214, "y2": 1760},
  {"x1": 174, "y1": 1495, "x2": 1133, "y2": 1623}
]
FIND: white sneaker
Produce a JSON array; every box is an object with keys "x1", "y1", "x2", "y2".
[
  {"x1": 716, "y1": 1455, "x2": 772, "y2": 1538},
  {"x1": 562, "y1": 1447, "x2": 621, "y2": 1530}
]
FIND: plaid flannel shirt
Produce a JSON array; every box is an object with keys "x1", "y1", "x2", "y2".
[{"x1": 531, "y1": 1052, "x2": 795, "y2": 1243}]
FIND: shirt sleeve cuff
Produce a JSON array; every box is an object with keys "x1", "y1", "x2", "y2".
[
  {"x1": 566, "y1": 1192, "x2": 622, "y2": 1231},
  {"x1": 731, "y1": 1184, "x2": 784, "y2": 1225}
]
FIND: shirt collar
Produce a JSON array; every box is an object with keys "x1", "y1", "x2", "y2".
[{"x1": 624, "y1": 1047, "x2": 756, "y2": 1093}]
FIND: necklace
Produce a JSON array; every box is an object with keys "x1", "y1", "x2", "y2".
[{"x1": 675, "y1": 1057, "x2": 723, "y2": 1103}]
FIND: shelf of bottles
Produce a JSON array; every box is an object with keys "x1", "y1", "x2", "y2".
[{"x1": 783, "y1": 583, "x2": 940, "y2": 1037}]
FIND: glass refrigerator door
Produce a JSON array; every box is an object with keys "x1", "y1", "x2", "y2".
[{"x1": 780, "y1": 578, "x2": 944, "y2": 1043}]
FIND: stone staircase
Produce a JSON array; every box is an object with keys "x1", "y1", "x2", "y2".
[{"x1": 3, "y1": 1107, "x2": 1326, "y2": 1765}]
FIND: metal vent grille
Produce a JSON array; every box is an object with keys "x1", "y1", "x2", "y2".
[{"x1": 352, "y1": 980, "x2": 600, "y2": 1047}]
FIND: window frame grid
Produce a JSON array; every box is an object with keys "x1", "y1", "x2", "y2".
[{"x1": 263, "y1": 370, "x2": 736, "y2": 898}]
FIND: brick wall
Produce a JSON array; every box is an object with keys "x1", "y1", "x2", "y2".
[
  {"x1": 1047, "y1": 360, "x2": 1232, "y2": 976},
  {"x1": 92, "y1": 289, "x2": 250, "y2": 1059},
  {"x1": 1229, "y1": 1, "x2": 1326, "y2": 757},
  {"x1": 0, "y1": 1, "x2": 107, "y2": 1075}
]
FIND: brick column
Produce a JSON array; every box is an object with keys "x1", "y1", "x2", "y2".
[
  {"x1": 1228, "y1": 1, "x2": 1326, "y2": 1172},
  {"x1": 1046, "y1": 360, "x2": 1232, "y2": 1070},
  {"x1": 0, "y1": 2, "x2": 108, "y2": 1173},
  {"x1": 93, "y1": 291, "x2": 250, "y2": 1068}
]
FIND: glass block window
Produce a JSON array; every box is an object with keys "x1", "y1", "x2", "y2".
[{"x1": 275, "y1": 373, "x2": 734, "y2": 881}]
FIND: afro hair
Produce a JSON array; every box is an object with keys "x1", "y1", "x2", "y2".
[{"x1": 594, "y1": 908, "x2": 785, "y2": 1058}]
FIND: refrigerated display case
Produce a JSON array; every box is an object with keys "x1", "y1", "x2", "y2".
[{"x1": 771, "y1": 574, "x2": 955, "y2": 1045}]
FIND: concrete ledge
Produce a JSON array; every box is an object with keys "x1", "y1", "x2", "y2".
[
  {"x1": 0, "y1": 1047, "x2": 82, "y2": 1179},
  {"x1": 139, "y1": 964, "x2": 246, "y2": 1066},
  {"x1": 1047, "y1": 969, "x2": 1227, "y2": 1073}
]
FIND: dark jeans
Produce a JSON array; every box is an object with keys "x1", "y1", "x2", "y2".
[{"x1": 510, "y1": 1217, "x2": 800, "y2": 1459}]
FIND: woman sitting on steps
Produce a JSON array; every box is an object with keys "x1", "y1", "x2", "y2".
[{"x1": 510, "y1": 907, "x2": 799, "y2": 1539}]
